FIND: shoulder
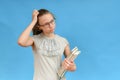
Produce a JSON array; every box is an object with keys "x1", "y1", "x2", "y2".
[
  {"x1": 32, "y1": 34, "x2": 42, "y2": 40},
  {"x1": 55, "y1": 34, "x2": 69, "y2": 44},
  {"x1": 32, "y1": 34, "x2": 40, "y2": 38},
  {"x1": 56, "y1": 34, "x2": 66, "y2": 39}
]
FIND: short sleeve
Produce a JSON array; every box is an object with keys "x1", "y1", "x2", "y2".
[
  {"x1": 31, "y1": 35, "x2": 36, "y2": 42},
  {"x1": 65, "y1": 38, "x2": 69, "y2": 44},
  {"x1": 31, "y1": 35, "x2": 40, "y2": 47},
  {"x1": 62, "y1": 37, "x2": 69, "y2": 47}
]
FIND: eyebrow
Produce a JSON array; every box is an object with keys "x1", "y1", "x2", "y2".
[
  {"x1": 39, "y1": 19, "x2": 54, "y2": 26},
  {"x1": 43, "y1": 19, "x2": 54, "y2": 24}
]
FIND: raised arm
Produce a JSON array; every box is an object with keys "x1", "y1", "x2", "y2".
[{"x1": 18, "y1": 10, "x2": 39, "y2": 47}]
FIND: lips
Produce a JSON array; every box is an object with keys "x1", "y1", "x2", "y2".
[{"x1": 50, "y1": 29, "x2": 54, "y2": 32}]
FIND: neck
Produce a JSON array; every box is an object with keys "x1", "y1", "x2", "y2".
[{"x1": 42, "y1": 32, "x2": 55, "y2": 38}]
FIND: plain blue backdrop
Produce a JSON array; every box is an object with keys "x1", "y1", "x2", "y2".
[{"x1": 0, "y1": 0, "x2": 120, "y2": 80}]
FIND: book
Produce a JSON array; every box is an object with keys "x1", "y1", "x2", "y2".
[{"x1": 57, "y1": 47, "x2": 81, "y2": 79}]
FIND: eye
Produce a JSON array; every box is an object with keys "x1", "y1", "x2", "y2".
[{"x1": 45, "y1": 23, "x2": 50, "y2": 26}]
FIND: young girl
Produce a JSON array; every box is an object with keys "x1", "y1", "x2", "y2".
[{"x1": 18, "y1": 9, "x2": 76, "y2": 80}]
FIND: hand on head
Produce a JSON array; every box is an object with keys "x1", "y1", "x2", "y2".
[{"x1": 32, "y1": 10, "x2": 39, "y2": 23}]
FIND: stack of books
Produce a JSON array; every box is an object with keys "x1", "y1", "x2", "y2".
[{"x1": 57, "y1": 47, "x2": 81, "y2": 79}]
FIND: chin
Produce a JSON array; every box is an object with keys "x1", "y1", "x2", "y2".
[{"x1": 50, "y1": 30, "x2": 54, "y2": 32}]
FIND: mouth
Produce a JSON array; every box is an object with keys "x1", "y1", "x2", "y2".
[{"x1": 50, "y1": 29, "x2": 54, "y2": 32}]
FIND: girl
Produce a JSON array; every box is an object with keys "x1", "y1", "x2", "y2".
[{"x1": 18, "y1": 9, "x2": 76, "y2": 80}]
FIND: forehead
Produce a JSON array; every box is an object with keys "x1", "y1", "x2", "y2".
[{"x1": 38, "y1": 13, "x2": 53, "y2": 24}]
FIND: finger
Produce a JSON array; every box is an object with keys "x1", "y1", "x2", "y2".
[
  {"x1": 65, "y1": 59, "x2": 71, "y2": 64},
  {"x1": 66, "y1": 59, "x2": 75, "y2": 66},
  {"x1": 33, "y1": 10, "x2": 39, "y2": 15},
  {"x1": 65, "y1": 62, "x2": 70, "y2": 66},
  {"x1": 64, "y1": 61, "x2": 70, "y2": 68},
  {"x1": 33, "y1": 9, "x2": 37, "y2": 12},
  {"x1": 69, "y1": 62, "x2": 74, "y2": 66},
  {"x1": 62, "y1": 62, "x2": 68, "y2": 69}
]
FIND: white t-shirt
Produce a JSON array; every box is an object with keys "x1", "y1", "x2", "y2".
[{"x1": 32, "y1": 33, "x2": 69, "y2": 80}]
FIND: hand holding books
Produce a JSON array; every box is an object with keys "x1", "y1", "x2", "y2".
[{"x1": 57, "y1": 47, "x2": 81, "y2": 79}]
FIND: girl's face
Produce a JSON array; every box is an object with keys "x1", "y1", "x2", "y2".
[{"x1": 38, "y1": 13, "x2": 55, "y2": 34}]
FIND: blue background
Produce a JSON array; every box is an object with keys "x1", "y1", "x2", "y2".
[{"x1": 0, "y1": 0, "x2": 120, "y2": 80}]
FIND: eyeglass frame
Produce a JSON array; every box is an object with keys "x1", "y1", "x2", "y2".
[{"x1": 39, "y1": 19, "x2": 55, "y2": 28}]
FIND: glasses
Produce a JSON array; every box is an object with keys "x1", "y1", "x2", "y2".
[{"x1": 39, "y1": 19, "x2": 55, "y2": 28}]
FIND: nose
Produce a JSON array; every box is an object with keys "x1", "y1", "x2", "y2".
[{"x1": 49, "y1": 22, "x2": 54, "y2": 28}]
